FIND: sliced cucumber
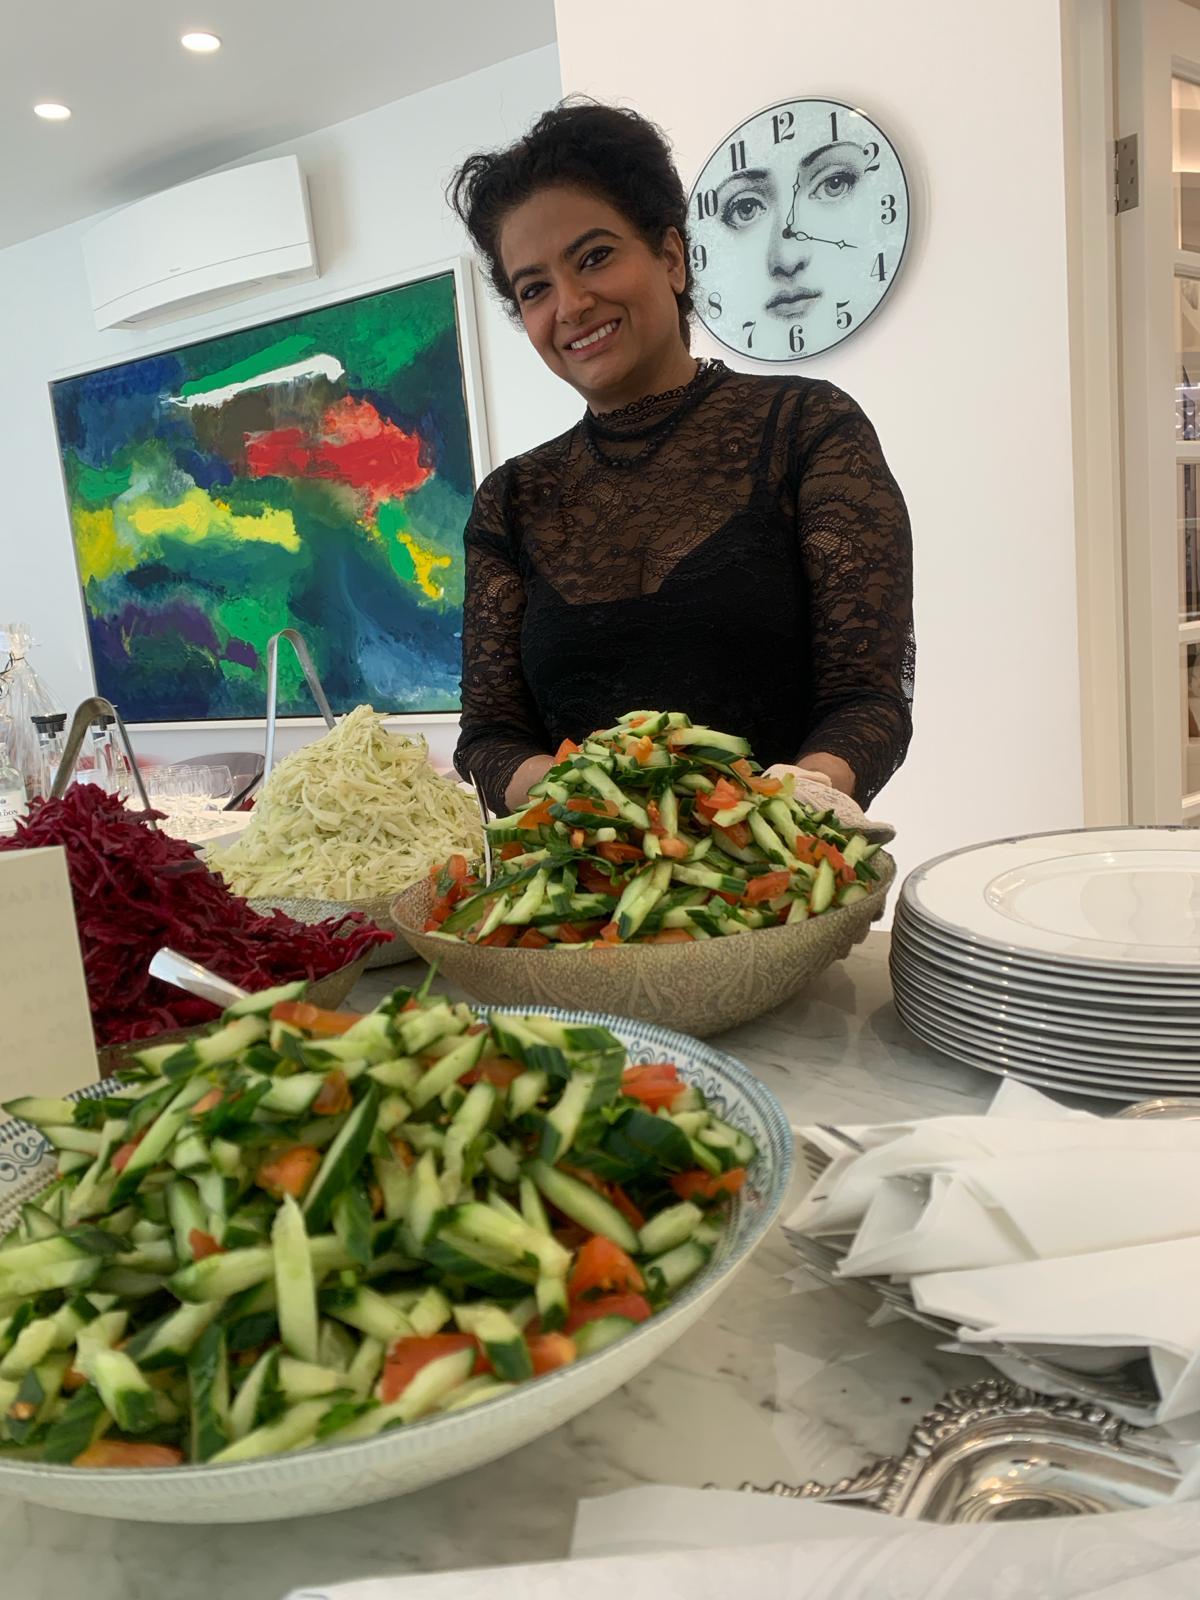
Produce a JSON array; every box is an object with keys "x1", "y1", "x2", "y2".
[
  {"x1": 638, "y1": 1202, "x2": 703, "y2": 1256},
  {"x1": 222, "y1": 980, "x2": 307, "y2": 1020},
  {"x1": 526, "y1": 1160, "x2": 639, "y2": 1254},
  {"x1": 573, "y1": 1315, "x2": 637, "y2": 1356},
  {"x1": 273, "y1": 1195, "x2": 318, "y2": 1363}
]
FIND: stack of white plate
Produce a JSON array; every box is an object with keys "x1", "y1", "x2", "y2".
[{"x1": 891, "y1": 828, "x2": 1200, "y2": 1101}]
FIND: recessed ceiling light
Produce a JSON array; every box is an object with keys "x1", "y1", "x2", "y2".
[
  {"x1": 181, "y1": 31, "x2": 221, "y2": 53},
  {"x1": 33, "y1": 102, "x2": 71, "y2": 121}
]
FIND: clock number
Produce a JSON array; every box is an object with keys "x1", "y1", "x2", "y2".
[
  {"x1": 880, "y1": 194, "x2": 897, "y2": 224},
  {"x1": 836, "y1": 301, "x2": 853, "y2": 331},
  {"x1": 729, "y1": 139, "x2": 747, "y2": 173},
  {"x1": 706, "y1": 291, "x2": 723, "y2": 320},
  {"x1": 742, "y1": 320, "x2": 756, "y2": 350},
  {"x1": 862, "y1": 141, "x2": 881, "y2": 172},
  {"x1": 695, "y1": 188, "x2": 719, "y2": 221},
  {"x1": 690, "y1": 243, "x2": 708, "y2": 273},
  {"x1": 789, "y1": 325, "x2": 806, "y2": 355},
  {"x1": 829, "y1": 110, "x2": 839, "y2": 142},
  {"x1": 871, "y1": 252, "x2": 888, "y2": 283},
  {"x1": 772, "y1": 110, "x2": 795, "y2": 144}
]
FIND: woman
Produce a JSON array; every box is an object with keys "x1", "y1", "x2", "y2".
[{"x1": 449, "y1": 101, "x2": 913, "y2": 817}]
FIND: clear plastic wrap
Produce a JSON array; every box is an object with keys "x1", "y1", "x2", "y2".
[{"x1": 0, "y1": 624, "x2": 63, "y2": 796}]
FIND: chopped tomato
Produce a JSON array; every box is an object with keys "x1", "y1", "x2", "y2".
[
  {"x1": 629, "y1": 735, "x2": 655, "y2": 764},
  {"x1": 388, "y1": 1135, "x2": 415, "y2": 1167},
  {"x1": 743, "y1": 870, "x2": 791, "y2": 905},
  {"x1": 696, "y1": 777, "x2": 745, "y2": 820},
  {"x1": 269, "y1": 1001, "x2": 362, "y2": 1036},
  {"x1": 62, "y1": 1366, "x2": 87, "y2": 1392},
  {"x1": 599, "y1": 921, "x2": 621, "y2": 944},
  {"x1": 670, "y1": 1167, "x2": 748, "y2": 1202},
  {"x1": 564, "y1": 1293, "x2": 653, "y2": 1334},
  {"x1": 517, "y1": 928, "x2": 552, "y2": 949},
  {"x1": 644, "y1": 928, "x2": 694, "y2": 944},
  {"x1": 445, "y1": 853, "x2": 470, "y2": 885},
  {"x1": 555, "y1": 921, "x2": 586, "y2": 943},
  {"x1": 73, "y1": 1441, "x2": 184, "y2": 1469},
  {"x1": 578, "y1": 863, "x2": 619, "y2": 896},
  {"x1": 626, "y1": 714, "x2": 648, "y2": 728},
  {"x1": 570, "y1": 829, "x2": 586, "y2": 848},
  {"x1": 379, "y1": 1334, "x2": 477, "y2": 1404},
  {"x1": 622, "y1": 1061, "x2": 683, "y2": 1111},
  {"x1": 566, "y1": 796, "x2": 618, "y2": 817},
  {"x1": 554, "y1": 737, "x2": 582, "y2": 760},
  {"x1": 462, "y1": 1055, "x2": 524, "y2": 1088},
  {"x1": 500, "y1": 842, "x2": 525, "y2": 861},
  {"x1": 715, "y1": 890, "x2": 741, "y2": 906},
  {"x1": 528, "y1": 1333, "x2": 577, "y2": 1375},
  {"x1": 608, "y1": 1184, "x2": 646, "y2": 1231},
  {"x1": 368, "y1": 1182, "x2": 384, "y2": 1215},
  {"x1": 480, "y1": 924, "x2": 517, "y2": 948},
  {"x1": 256, "y1": 1144, "x2": 322, "y2": 1199},
  {"x1": 713, "y1": 821, "x2": 751, "y2": 850},
  {"x1": 750, "y1": 775, "x2": 782, "y2": 795},
  {"x1": 188, "y1": 1228, "x2": 225, "y2": 1261},
  {"x1": 596, "y1": 841, "x2": 644, "y2": 865},
  {"x1": 657, "y1": 835, "x2": 690, "y2": 860},
  {"x1": 190, "y1": 1087, "x2": 223, "y2": 1117},
  {"x1": 569, "y1": 1235, "x2": 646, "y2": 1300},
  {"x1": 519, "y1": 797, "x2": 555, "y2": 829},
  {"x1": 110, "y1": 1135, "x2": 143, "y2": 1174},
  {"x1": 312, "y1": 1069, "x2": 353, "y2": 1117}
]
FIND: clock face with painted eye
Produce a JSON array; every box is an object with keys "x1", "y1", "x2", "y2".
[{"x1": 687, "y1": 99, "x2": 910, "y2": 362}]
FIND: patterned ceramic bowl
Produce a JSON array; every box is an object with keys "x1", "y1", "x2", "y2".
[
  {"x1": 0, "y1": 1009, "x2": 791, "y2": 1523},
  {"x1": 391, "y1": 852, "x2": 896, "y2": 1038}
]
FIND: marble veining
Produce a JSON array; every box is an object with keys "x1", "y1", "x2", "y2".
[{"x1": 2, "y1": 934, "x2": 1040, "y2": 1599}]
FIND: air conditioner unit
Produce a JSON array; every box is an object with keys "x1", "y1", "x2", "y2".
[{"x1": 83, "y1": 155, "x2": 318, "y2": 331}]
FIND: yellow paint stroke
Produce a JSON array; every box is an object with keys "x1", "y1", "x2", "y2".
[
  {"x1": 124, "y1": 488, "x2": 300, "y2": 552},
  {"x1": 396, "y1": 530, "x2": 451, "y2": 600},
  {"x1": 74, "y1": 507, "x2": 132, "y2": 585}
]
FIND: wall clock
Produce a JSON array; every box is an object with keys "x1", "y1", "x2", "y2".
[{"x1": 688, "y1": 98, "x2": 910, "y2": 362}]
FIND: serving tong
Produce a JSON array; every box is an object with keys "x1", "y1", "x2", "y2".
[
  {"x1": 51, "y1": 694, "x2": 153, "y2": 812},
  {"x1": 223, "y1": 628, "x2": 337, "y2": 811}
]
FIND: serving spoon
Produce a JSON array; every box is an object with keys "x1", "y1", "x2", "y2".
[{"x1": 148, "y1": 947, "x2": 250, "y2": 1009}]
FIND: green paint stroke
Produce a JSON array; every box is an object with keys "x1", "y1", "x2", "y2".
[
  {"x1": 76, "y1": 461, "x2": 132, "y2": 507},
  {"x1": 179, "y1": 333, "x2": 314, "y2": 398}
]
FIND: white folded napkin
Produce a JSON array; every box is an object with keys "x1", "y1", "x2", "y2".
[
  {"x1": 911, "y1": 1239, "x2": 1200, "y2": 1424},
  {"x1": 787, "y1": 1080, "x2": 1200, "y2": 1427}
]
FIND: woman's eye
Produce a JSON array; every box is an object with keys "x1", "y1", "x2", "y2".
[
  {"x1": 720, "y1": 193, "x2": 767, "y2": 230},
  {"x1": 581, "y1": 246, "x2": 613, "y2": 268},
  {"x1": 518, "y1": 281, "x2": 546, "y2": 303},
  {"x1": 810, "y1": 168, "x2": 859, "y2": 202}
]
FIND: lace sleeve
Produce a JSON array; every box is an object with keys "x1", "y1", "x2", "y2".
[
  {"x1": 453, "y1": 468, "x2": 552, "y2": 813},
  {"x1": 790, "y1": 384, "x2": 915, "y2": 807}
]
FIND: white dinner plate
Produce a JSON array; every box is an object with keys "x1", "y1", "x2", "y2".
[
  {"x1": 890, "y1": 967, "x2": 1200, "y2": 1076},
  {"x1": 893, "y1": 904, "x2": 1200, "y2": 1005},
  {"x1": 902, "y1": 828, "x2": 1200, "y2": 970},
  {"x1": 891, "y1": 995, "x2": 1143, "y2": 1103},
  {"x1": 889, "y1": 944, "x2": 1200, "y2": 1043}
]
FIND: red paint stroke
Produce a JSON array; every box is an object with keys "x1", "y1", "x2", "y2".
[{"x1": 245, "y1": 397, "x2": 429, "y2": 510}]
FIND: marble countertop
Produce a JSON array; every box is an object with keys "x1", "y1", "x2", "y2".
[{"x1": 3, "y1": 933, "x2": 1018, "y2": 1599}]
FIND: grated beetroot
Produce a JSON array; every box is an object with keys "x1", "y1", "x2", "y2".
[{"x1": 0, "y1": 785, "x2": 391, "y2": 1045}]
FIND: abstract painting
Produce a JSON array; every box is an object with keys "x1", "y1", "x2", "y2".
[{"x1": 50, "y1": 268, "x2": 482, "y2": 721}]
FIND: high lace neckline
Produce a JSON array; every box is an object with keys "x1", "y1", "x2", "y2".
[{"x1": 585, "y1": 358, "x2": 727, "y2": 436}]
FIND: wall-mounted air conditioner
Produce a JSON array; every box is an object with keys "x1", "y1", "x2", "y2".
[{"x1": 82, "y1": 155, "x2": 318, "y2": 331}]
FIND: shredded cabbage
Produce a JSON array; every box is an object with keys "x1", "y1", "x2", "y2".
[{"x1": 208, "y1": 705, "x2": 482, "y2": 901}]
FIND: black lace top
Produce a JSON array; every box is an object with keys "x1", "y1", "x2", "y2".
[{"x1": 454, "y1": 360, "x2": 914, "y2": 811}]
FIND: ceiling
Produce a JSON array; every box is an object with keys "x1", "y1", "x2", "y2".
[{"x1": 0, "y1": 1, "x2": 557, "y2": 250}]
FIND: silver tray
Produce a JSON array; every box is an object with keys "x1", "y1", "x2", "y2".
[{"x1": 735, "y1": 1379, "x2": 1180, "y2": 1521}]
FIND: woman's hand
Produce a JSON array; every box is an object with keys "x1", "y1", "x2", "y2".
[{"x1": 504, "y1": 754, "x2": 555, "y2": 812}]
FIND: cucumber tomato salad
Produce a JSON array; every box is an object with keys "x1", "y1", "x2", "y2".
[
  {"x1": 428, "y1": 711, "x2": 882, "y2": 947},
  {"x1": 0, "y1": 980, "x2": 753, "y2": 1468}
]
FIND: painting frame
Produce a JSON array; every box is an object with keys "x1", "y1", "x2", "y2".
[{"x1": 48, "y1": 256, "x2": 492, "y2": 732}]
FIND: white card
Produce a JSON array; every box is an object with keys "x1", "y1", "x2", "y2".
[{"x1": 0, "y1": 846, "x2": 98, "y2": 1108}]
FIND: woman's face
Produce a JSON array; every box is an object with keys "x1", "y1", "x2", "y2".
[{"x1": 498, "y1": 185, "x2": 691, "y2": 411}]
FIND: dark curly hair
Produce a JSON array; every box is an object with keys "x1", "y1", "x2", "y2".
[{"x1": 448, "y1": 99, "x2": 694, "y2": 343}]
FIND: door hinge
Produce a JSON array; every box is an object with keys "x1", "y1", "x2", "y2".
[{"x1": 1115, "y1": 134, "x2": 1139, "y2": 214}]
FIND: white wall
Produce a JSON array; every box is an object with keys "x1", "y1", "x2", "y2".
[
  {"x1": 0, "y1": 44, "x2": 572, "y2": 770},
  {"x1": 556, "y1": 0, "x2": 1086, "y2": 886}
]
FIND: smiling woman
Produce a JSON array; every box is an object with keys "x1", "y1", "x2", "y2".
[{"x1": 447, "y1": 101, "x2": 915, "y2": 816}]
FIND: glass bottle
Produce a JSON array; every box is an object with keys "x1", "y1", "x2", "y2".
[
  {"x1": 85, "y1": 714, "x2": 114, "y2": 793},
  {"x1": 30, "y1": 713, "x2": 66, "y2": 801},
  {"x1": 0, "y1": 728, "x2": 26, "y2": 835}
]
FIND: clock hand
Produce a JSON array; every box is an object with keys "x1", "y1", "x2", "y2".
[{"x1": 783, "y1": 228, "x2": 858, "y2": 249}]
